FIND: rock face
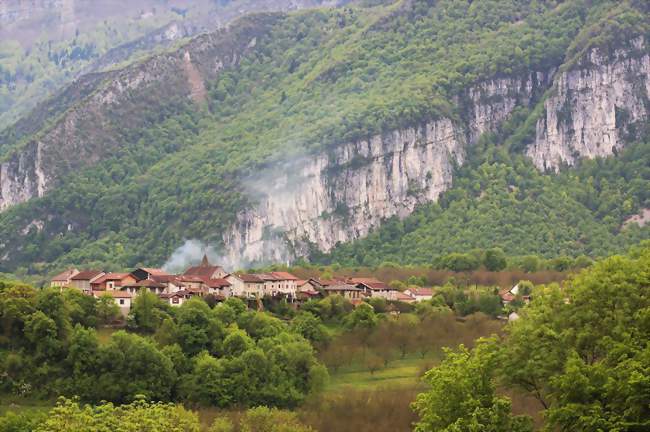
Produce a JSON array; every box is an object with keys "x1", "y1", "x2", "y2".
[
  {"x1": 528, "y1": 38, "x2": 650, "y2": 171},
  {"x1": 222, "y1": 120, "x2": 464, "y2": 266},
  {"x1": 221, "y1": 74, "x2": 547, "y2": 266}
]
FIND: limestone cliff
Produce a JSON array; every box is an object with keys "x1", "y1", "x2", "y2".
[
  {"x1": 221, "y1": 74, "x2": 548, "y2": 266},
  {"x1": 528, "y1": 38, "x2": 649, "y2": 170}
]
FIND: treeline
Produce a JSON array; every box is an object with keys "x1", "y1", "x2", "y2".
[
  {"x1": 412, "y1": 242, "x2": 650, "y2": 431},
  {"x1": 0, "y1": 284, "x2": 326, "y2": 408},
  {"x1": 0, "y1": 398, "x2": 315, "y2": 432}
]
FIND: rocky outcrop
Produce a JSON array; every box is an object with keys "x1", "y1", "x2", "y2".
[
  {"x1": 528, "y1": 38, "x2": 649, "y2": 171},
  {"x1": 0, "y1": 15, "x2": 281, "y2": 211},
  {"x1": 220, "y1": 74, "x2": 547, "y2": 266},
  {"x1": 222, "y1": 120, "x2": 464, "y2": 266}
]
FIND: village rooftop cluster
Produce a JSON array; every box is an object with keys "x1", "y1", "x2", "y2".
[{"x1": 50, "y1": 255, "x2": 436, "y2": 315}]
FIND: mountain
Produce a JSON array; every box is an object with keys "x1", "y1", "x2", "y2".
[
  {"x1": 0, "y1": 0, "x2": 648, "y2": 276},
  {"x1": 0, "y1": 0, "x2": 334, "y2": 131}
]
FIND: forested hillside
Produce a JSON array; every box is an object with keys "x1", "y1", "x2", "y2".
[{"x1": 0, "y1": 0, "x2": 648, "y2": 278}]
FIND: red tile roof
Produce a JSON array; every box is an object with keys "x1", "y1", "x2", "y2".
[
  {"x1": 236, "y1": 274, "x2": 264, "y2": 283},
  {"x1": 356, "y1": 281, "x2": 389, "y2": 290},
  {"x1": 324, "y1": 284, "x2": 362, "y2": 291},
  {"x1": 184, "y1": 265, "x2": 224, "y2": 279},
  {"x1": 349, "y1": 277, "x2": 383, "y2": 285},
  {"x1": 255, "y1": 273, "x2": 280, "y2": 281},
  {"x1": 206, "y1": 278, "x2": 231, "y2": 288},
  {"x1": 140, "y1": 268, "x2": 169, "y2": 276},
  {"x1": 395, "y1": 292, "x2": 415, "y2": 302},
  {"x1": 71, "y1": 270, "x2": 104, "y2": 281},
  {"x1": 122, "y1": 279, "x2": 166, "y2": 288},
  {"x1": 270, "y1": 271, "x2": 298, "y2": 281},
  {"x1": 91, "y1": 273, "x2": 130, "y2": 285},
  {"x1": 409, "y1": 287, "x2": 433, "y2": 296},
  {"x1": 51, "y1": 269, "x2": 78, "y2": 282}
]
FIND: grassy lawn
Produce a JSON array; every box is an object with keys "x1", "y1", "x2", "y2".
[
  {"x1": 0, "y1": 395, "x2": 53, "y2": 417},
  {"x1": 326, "y1": 353, "x2": 439, "y2": 392}
]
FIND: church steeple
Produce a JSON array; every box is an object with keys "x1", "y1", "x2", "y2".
[{"x1": 200, "y1": 254, "x2": 210, "y2": 267}]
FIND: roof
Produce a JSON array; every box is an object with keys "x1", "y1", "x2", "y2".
[
  {"x1": 51, "y1": 268, "x2": 79, "y2": 282},
  {"x1": 151, "y1": 274, "x2": 182, "y2": 283},
  {"x1": 324, "y1": 284, "x2": 362, "y2": 291},
  {"x1": 395, "y1": 292, "x2": 416, "y2": 302},
  {"x1": 160, "y1": 290, "x2": 192, "y2": 299},
  {"x1": 500, "y1": 292, "x2": 516, "y2": 302},
  {"x1": 349, "y1": 277, "x2": 383, "y2": 284},
  {"x1": 234, "y1": 274, "x2": 264, "y2": 283},
  {"x1": 122, "y1": 279, "x2": 166, "y2": 289},
  {"x1": 184, "y1": 263, "x2": 224, "y2": 279},
  {"x1": 356, "y1": 281, "x2": 390, "y2": 290},
  {"x1": 93, "y1": 290, "x2": 132, "y2": 299},
  {"x1": 409, "y1": 287, "x2": 433, "y2": 296},
  {"x1": 179, "y1": 275, "x2": 205, "y2": 283},
  {"x1": 91, "y1": 273, "x2": 130, "y2": 285},
  {"x1": 71, "y1": 270, "x2": 104, "y2": 281},
  {"x1": 270, "y1": 271, "x2": 298, "y2": 281},
  {"x1": 139, "y1": 267, "x2": 169, "y2": 276},
  {"x1": 254, "y1": 273, "x2": 280, "y2": 281},
  {"x1": 206, "y1": 278, "x2": 231, "y2": 288}
]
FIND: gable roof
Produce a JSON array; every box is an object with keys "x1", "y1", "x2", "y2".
[
  {"x1": 356, "y1": 281, "x2": 389, "y2": 290},
  {"x1": 51, "y1": 268, "x2": 79, "y2": 282},
  {"x1": 71, "y1": 270, "x2": 104, "y2": 281},
  {"x1": 234, "y1": 273, "x2": 264, "y2": 283},
  {"x1": 91, "y1": 273, "x2": 130, "y2": 285},
  {"x1": 254, "y1": 273, "x2": 280, "y2": 281},
  {"x1": 349, "y1": 277, "x2": 383, "y2": 284},
  {"x1": 206, "y1": 278, "x2": 231, "y2": 288},
  {"x1": 270, "y1": 271, "x2": 298, "y2": 281},
  {"x1": 139, "y1": 267, "x2": 169, "y2": 276},
  {"x1": 408, "y1": 287, "x2": 433, "y2": 296},
  {"x1": 122, "y1": 279, "x2": 166, "y2": 289},
  {"x1": 324, "y1": 284, "x2": 362, "y2": 291}
]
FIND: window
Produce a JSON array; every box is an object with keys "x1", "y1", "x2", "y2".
[
  {"x1": 172, "y1": 297, "x2": 179, "y2": 304},
  {"x1": 119, "y1": 299, "x2": 124, "y2": 305}
]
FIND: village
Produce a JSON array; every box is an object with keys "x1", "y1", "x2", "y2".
[{"x1": 49, "y1": 255, "x2": 442, "y2": 316}]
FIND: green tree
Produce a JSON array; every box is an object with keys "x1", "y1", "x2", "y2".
[
  {"x1": 96, "y1": 294, "x2": 120, "y2": 324},
  {"x1": 483, "y1": 248, "x2": 507, "y2": 272},
  {"x1": 413, "y1": 341, "x2": 533, "y2": 432}
]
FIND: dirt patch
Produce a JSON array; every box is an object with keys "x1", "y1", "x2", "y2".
[
  {"x1": 623, "y1": 208, "x2": 650, "y2": 228},
  {"x1": 182, "y1": 51, "x2": 207, "y2": 104}
]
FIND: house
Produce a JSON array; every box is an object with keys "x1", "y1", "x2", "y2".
[
  {"x1": 69, "y1": 270, "x2": 106, "y2": 293},
  {"x1": 256, "y1": 271, "x2": 298, "y2": 299},
  {"x1": 151, "y1": 274, "x2": 185, "y2": 293},
  {"x1": 90, "y1": 273, "x2": 136, "y2": 291},
  {"x1": 352, "y1": 278, "x2": 392, "y2": 298},
  {"x1": 179, "y1": 275, "x2": 204, "y2": 290},
  {"x1": 296, "y1": 280, "x2": 321, "y2": 301},
  {"x1": 499, "y1": 288, "x2": 516, "y2": 305},
  {"x1": 92, "y1": 290, "x2": 132, "y2": 316},
  {"x1": 393, "y1": 291, "x2": 417, "y2": 303},
  {"x1": 131, "y1": 267, "x2": 169, "y2": 281},
  {"x1": 204, "y1": 278, "x2": 231, "y2": 297},
  {"x1": 322, "y1": 284, "x2": 363, "y2": 300},
  {"x1": 121, "y1": 279, "x2": 166, "y2": 296},
  {"x1": 160, "y1": 290, "x2": 193, "y2": 307},
  {"x1": 226, "y1": 273, "x2": 265, "y2": 298},
  {"x1": 183, "y1": 255, "x2": 227, "y2": 279},
  {"x1": 404, "y1": 287, "x2": 434, "y2": 302},
  {"x1": 50, "y1": 268, "x2": 80, "y2": 288}
]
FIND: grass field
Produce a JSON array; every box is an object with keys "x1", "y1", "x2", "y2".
[{"x1": 326, "y1": 353, "x2": 439, "y2": 391}]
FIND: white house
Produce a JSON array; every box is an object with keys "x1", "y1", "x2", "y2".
[
  {"x1": 160, "y1": 290, "x2": 193, "y2": 307},
  {"x1": 226, "y1": 274, "x2": 265, "y2": 298},
  {"x1": 404, "y1": 287, "x2": 434, "y2": 302}
]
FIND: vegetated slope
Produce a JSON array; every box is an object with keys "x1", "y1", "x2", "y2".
[
  {"x1": 0, "y1": 0, "x2": 330, "y2": 132},
  {"x1": 0, "y1": 0, "x2": 648, "y2": 276}
]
